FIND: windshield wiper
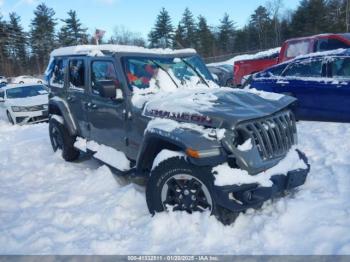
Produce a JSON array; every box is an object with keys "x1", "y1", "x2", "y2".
[
  {"x1": 180, "y1": 58, "x2": 209, "y2": 87},
  {"x1": 149, "y1": 59, "x2": 179, "y2": 88}
]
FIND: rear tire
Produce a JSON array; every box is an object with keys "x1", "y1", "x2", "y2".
[
  {"x1": 19, "y1": 81, "x2": 24, "y2": 84},
  {"x1": 49, "y1": 117, "x2": 79, "y2": 161},
  {"x1": 146, "y1": 156, "x2": 239, "y2": 225}
]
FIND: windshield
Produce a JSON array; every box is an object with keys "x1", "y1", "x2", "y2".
[
  {"x1": 6, "y1": 85, "x2": 48, "y2": 99},
  {"x1": 122, "y1": 55, "x2": 213, "y2": 90}
]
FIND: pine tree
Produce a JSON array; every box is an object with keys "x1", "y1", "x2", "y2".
[
  {"x1": 218, "y1": 13, "x2": 236, "y2": 54},
  {"x1": 176, "y1": 8, "x2": 197, "y2": 48},
  {"x1": 58, "y1": 10, "x2": 88, "y2": 46},
  {"x1": 8, "y1": 13, "x2": 28, "y2": 74},
  {"x1": 196, "y1": 15, "x2": 215, "y2": 57},
  {"x1": 30, "y1": 3, "x2": 57, "y2": 73},
  {"x1": 0, "y1": 14, "x2": 11, "y2": 75},
  {"x1": 290, "y1": 0, "x2": 329, "y2": 37},
  {"x1": 250, "y1": 6, "x2": 274, "y2": 49},
  {"x1": 148, "y1": 8, "x2": 174, "y2": 48},
  {"x1": 174, "y1": 23, "x2": 186, "y2": 48}
]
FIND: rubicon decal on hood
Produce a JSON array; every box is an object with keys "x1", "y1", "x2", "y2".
[{"x1": 145, "y1": 109, "x2": 213, "y2": 125}]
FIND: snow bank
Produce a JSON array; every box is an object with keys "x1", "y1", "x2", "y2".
[
  {"x1": 1, "y1": 116, "x2": 350, "y2": 254},
  {"x1": 50, "y1": 45, "x2": 196, "y2": 57},
  {"x1": 213, "y1": 147, "x2": 308, "y2": 187},
  {"x1": 74, "y1": 137, "x2": 130, "y2": 171}
]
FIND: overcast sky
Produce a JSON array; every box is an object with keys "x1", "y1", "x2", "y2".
[{"x1": 0, "y1": 0, "x2": 300, "y2": 39}]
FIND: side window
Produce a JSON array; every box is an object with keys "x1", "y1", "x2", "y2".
[
  {"x1": 91, "y1": 60, "x2": 122, "y2": 98},
  {"x1": 69, "y1": 59, "x2": 85, "y2": 89},
  {"x1": 285, "y1": 41, "x2": 310, "y2": 58},
  {"x1": 50, "y1": 58, "x2": 67, "y2": 88},
  {"x1": 331, "y1": 57, "x2": 350, "y2": 78},
  {"x1": 0, "y1": 90, "x2": 4, "y2": 99},
  {"x1": 283, "y1": 59, "x2": 323, "y2": 78},
  {"x1": 317, "y1": 39, "x2": 350, "y2": 52}
]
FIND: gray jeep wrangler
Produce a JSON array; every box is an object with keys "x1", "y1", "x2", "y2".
[{"x1": 46, "y1": 45, "x2": 310, "y2": 224}]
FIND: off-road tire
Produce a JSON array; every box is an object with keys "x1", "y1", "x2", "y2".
[
  {"x1": 49, "y1": 117, "x2": 79, "y2": 161},
  {"x1": 146, "y1": 156, "x2": 239, "y2": 225}
]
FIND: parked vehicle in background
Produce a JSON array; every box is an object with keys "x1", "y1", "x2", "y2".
[
  {"x1": 234, "y1": 33, "x2": 350, "y2": 86},
  {"x1": 45, "y1": 45, "x2": 309, "y2": 225},
  {"x1": 0, "y1": 84, "x2": 49, "y2": 125},
  {"x1": 249, "y1": 49, "x2": 350, "y2": 122},
  {"x1": 11, "y1": 75, "x2": 44, "y2": 84},
  {"x1": 0, "y1": 76, "x2": 8, "y2": 85},
  {"x1": 207, "y1": 65, "x2": 234, "y2": 87}
]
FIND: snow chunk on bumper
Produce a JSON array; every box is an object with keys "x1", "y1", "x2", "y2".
[{"x1": 213, "y1": 147, "x2": 308, "y2": 187}]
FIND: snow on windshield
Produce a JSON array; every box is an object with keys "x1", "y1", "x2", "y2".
[
  {"x1": 6, "y1": 85, "x2": 47, "y2": 99},
  {"x1": 127, "y1": 56, "x2": 219, "y2": 109}
]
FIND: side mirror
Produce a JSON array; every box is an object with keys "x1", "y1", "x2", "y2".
[{"x1": 97, "y1": 80, "x2": 117, "y2": 99}]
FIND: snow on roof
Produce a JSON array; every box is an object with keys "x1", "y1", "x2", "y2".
[
  {"x1": 50, "y1": 44, "x2": 197, "y2": 57},
  {"x1": 294, "y1": 48, "x2": 349, "y2": 60},
  {"x1": 208, "y1": 47, "x2": 281, "y2": 66}
]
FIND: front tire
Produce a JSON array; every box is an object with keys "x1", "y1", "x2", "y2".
[
  {"x1": 146, "y1": 156, "x2": 239, "y2": 225},
  {"x1": 49, "y1": 117, "x2": 79, "y2": 161}
]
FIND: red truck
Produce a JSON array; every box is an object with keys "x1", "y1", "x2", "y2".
[{"x1": 234, "y1": 33, "x2": 350, "y2": 86}]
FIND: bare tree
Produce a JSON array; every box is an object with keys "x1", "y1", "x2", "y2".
[
  {"x1": 110, "y1": 25, "x2": 146, "y2": 47},
  {"x1": 266, "y1": 0, "x2": 284, "y2": 46}
]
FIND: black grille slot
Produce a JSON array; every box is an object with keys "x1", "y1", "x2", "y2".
[{"x1": 239, "y1": 111, "x2": 297, "y2": 160}]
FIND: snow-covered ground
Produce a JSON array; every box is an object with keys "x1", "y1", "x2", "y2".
[{"x1": 1, "y1": 112, "x2": 350, "y2": 254}]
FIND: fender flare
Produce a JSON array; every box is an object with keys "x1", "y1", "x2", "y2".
[
  {"x1": 136, "y1": 128, "x2": 226, "y2": 175},
  {"x1": 136, "y1": 132, "x2": 186, "y2": 174},
  {"x1": 48, "y1": 97, "x2": 77, "y2": 135}
]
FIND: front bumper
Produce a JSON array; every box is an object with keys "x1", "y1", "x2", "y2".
[
  {"x1": 213, "y1": 150, "x2": 310, "y2": 212},
  {"x1": 12, "y1": 110, "x2": 49, "y2": 125}
]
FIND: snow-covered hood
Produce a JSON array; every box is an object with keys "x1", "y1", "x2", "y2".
[
  {"x1": 142, "y1": 87, "x2": 296, "y2": 129},
  {"x1": 6, "y1": 94, "x2": 48, "y2": 107}
]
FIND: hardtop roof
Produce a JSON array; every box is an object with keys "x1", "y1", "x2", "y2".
[{"x1": 50, "y1": 44, "x2": 197, "y2": 58}]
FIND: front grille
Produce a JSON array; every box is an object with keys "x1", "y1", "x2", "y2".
[{"x1": 238, "y1": 111, "x2": 297, "y2": 160}]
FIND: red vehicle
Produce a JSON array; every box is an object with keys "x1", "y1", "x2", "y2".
[{"x1": 234, "y1": 33, "x2": 350, "y2": 86}]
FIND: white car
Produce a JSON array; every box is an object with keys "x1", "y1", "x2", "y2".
[
  {"x1": 0, "y1": 76, "x2": 7, "y2": 85},
  {"x1": 12, "y1": 75, "x2": 44, "y2": 84},
  {"x1": 0, "y1": 84, "x2": 49, "y2": 125}
]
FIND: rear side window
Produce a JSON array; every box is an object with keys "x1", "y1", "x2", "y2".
[
  {"x1": 0, "y1": 90, "x2": 4, "y2": 99},
  {"x1": 331, "y1": 57, "x2": 350, "y2": 78},
  {"x1": 286, "y1": 41, "x2": 310, "y2": 58},
  {"x1": 50, "y1": 58, "x2": 68, "y2": 88},
  {"x1": 283, "y1": 59, "x2": 323, "y2": 78},
  {"x1": 317, "y1": 39, "x2": 350, "y2": 52},
  {"x1": 69, "y1": 59, "x2": 85, "y2": 89}
]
